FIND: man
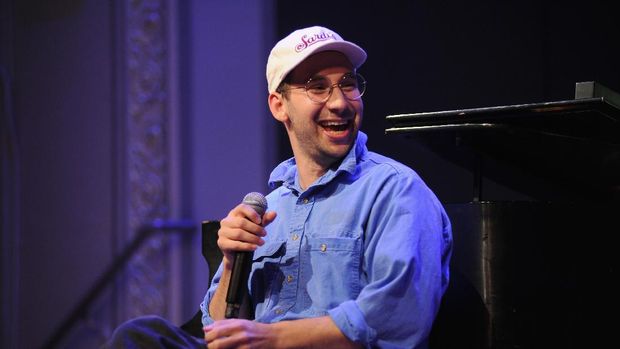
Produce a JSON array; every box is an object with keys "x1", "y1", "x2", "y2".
[{"x1": 201, "y1": 26, "x2": 452, "y2": 348}]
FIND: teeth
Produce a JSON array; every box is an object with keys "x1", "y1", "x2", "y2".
[{"x1": 321, "y1": 121, "x2": 348, "y2": 126}]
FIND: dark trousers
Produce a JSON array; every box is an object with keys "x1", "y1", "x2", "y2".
[{"x1": 101, "y1": 315, "x2": 205, "y2": 348}]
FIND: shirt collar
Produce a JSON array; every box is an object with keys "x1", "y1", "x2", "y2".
[{"x1": 268, "y1": 131, "x2": 368, "y2": 191}]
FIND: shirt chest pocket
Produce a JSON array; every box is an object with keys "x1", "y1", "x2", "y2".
[
  {"x1": 250, "y1": 240, "x2": 286, "y2": 306},
  {"x1": 301, "y1": 236, "x2": 362, "y2": 309}
]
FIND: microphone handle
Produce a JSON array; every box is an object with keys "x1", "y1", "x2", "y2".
[{"x1": 225, "y1": 250, "x2": 254, "y2": 318}]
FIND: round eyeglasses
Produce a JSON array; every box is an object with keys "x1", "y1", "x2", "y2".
[{"x1": 282, "y1": 73, "x2": 367, "y2": 104}]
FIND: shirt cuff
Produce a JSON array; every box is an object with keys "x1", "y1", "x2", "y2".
[{"x1": 328, "y1": 300, "x2": 376, "y2": 346}]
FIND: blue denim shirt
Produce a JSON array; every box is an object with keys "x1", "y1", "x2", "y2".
[{"x1": 201, "y1": 132, "x2": 452, "y2": 348}]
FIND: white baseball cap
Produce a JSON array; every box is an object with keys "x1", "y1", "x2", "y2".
[{"x1": 266, "y1": 26, "x2": 367, "y2": 93}]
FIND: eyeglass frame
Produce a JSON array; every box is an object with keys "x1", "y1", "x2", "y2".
[{"x1": 277, "y1": 72, "x2": 367, "y2": 104}]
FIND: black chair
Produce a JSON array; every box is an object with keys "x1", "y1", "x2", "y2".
[{"x1": 180, "y1": 221, "x2": 222, "y2": 337}]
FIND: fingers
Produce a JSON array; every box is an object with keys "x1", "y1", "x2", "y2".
[
  {"x1": 203, "y1": 320, "x2": 251, "y2": 349},
  {"x1": 218, "y1": 218, "x2": 264, "y2": 256},
  {"x1": 217, "y1": 205, "x2": 277, "y2": 257},
  {"x1": 262, "y1": 211, "x2": 277, "y2": 227},
  {"x1": 237, "y1": 203, "x2": 264, "y2": 225},
  {"x1": 232, "y1": 202, "x2": 277, "y2": 227}
]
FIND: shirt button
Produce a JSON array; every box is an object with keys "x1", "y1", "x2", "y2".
[
  {"x1": 320, "y1": 243, "x2": 327, "y2": 252},
  {"x1": 302, "y1": 198, "x2": 309, "y2": 204},
  {"x1": 287, "y1": 275, "x2": 294, "y2": 283},
  {"x1": 292, "y1": 233, "x2": 299, "y2": 241}
]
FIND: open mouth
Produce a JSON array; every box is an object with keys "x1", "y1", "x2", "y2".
[{"x1": 319, "y1": 120, "x2": 351, "y2": 133}]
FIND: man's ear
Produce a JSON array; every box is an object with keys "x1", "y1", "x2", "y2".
[{"x1": 268, "y1": 92, "x2": 288, "y2": 123}]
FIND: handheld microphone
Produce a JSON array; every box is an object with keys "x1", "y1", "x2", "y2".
[{"x1": 225, "y1": 192, "x2": 267, "y2": 319}]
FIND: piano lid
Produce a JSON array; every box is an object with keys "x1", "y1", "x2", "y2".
[
  {"x1": 385, "y1": 82, "x2": 620, "y2": 201},
  {"x1": 386, "y1": 82, "x2": 620, "y2": 145}
]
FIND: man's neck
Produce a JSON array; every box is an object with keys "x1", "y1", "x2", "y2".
[
  {"x1": 296, "y1": 160, "x2": 327, "y2": 190},
  {"x1": 296, "y1": 154, "x2": 348, "y2": 190}
]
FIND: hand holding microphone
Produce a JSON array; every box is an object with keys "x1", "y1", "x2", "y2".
[{"x1": 220, "y1": 192, "x2": 275, "y2": 319}]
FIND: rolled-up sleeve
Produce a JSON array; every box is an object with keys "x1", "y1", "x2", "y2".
[{"x1": 199, "y1": 263, "x2": 224, "y2": 326}]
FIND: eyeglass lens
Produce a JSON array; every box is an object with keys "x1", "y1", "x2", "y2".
[{"x1": 305, "y1": 73, "x2": 366, "y2": 103}]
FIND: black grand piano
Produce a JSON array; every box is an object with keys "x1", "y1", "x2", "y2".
[{"x1": 385, "y1": 82, "x2": 620, "y2": 348}]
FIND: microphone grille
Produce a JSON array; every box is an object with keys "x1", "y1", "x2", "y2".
[{"x1": 242, "y1": 192, "x2": 268, "y2": 216}]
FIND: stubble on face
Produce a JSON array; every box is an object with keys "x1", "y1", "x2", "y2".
[{"x1": 282, "y1": 51, "x2": 364, "y2": 172}]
